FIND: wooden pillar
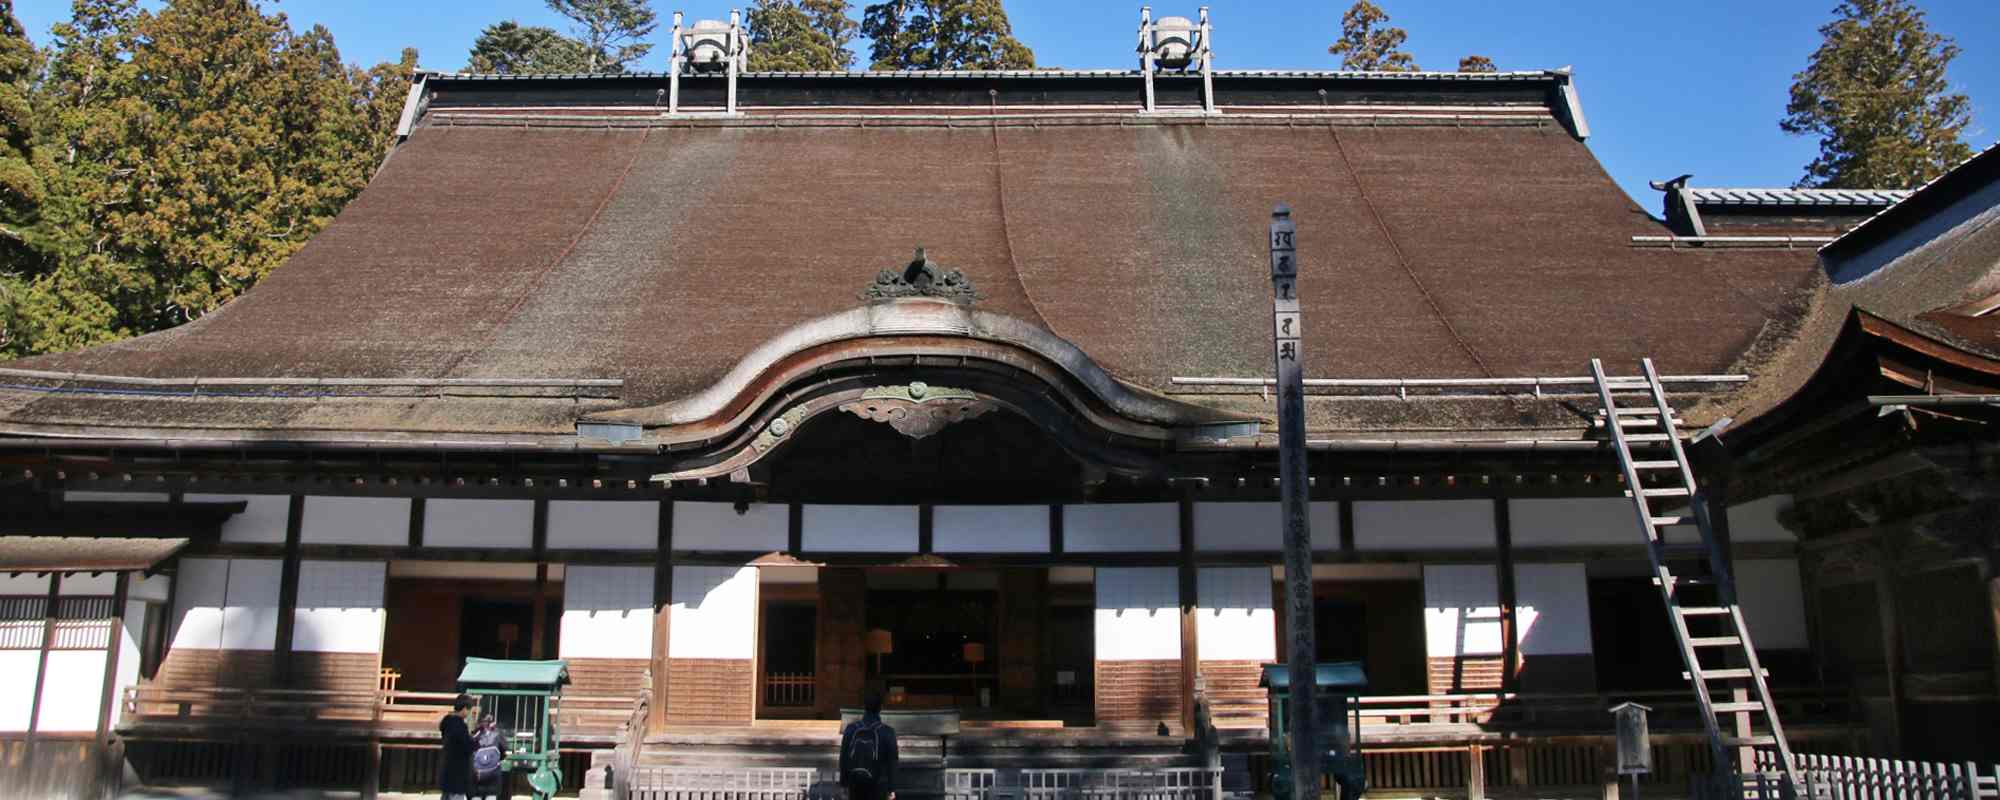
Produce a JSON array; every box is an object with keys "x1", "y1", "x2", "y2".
[
  {"x1": 147, "y1": 563, "x2": 179, "y2": 681},
  {"x1": 407, "y1": 497, "x2": 426, "y2": 548},
  {"x1": 651, "y1": 499, "x2": 674, "y2": 735},
  {"x1": 1989, "y1": 558, "x2": 2000, "y2": 700},
  {"x1": 1494, "y1": 498, "x2": 1517, "y2": 691},
  {"x1": 918, "y1": 504, "x2": 935, "y2": 555},
  {"x1": 1466, "y1": 744, "x2": 1487, "y2": 800},
  {"x1": 24, "y1": 574, "x2": 58, "y2": 773},
  {"x1": 1178, "y1": 496, "x2": 1199, "y2": 734},
  {"x1": 1700, "y1": 480, "x2": 1758, "y2": 773},
  {"x1": 530, "y1": 499, "x2": 550, "y2": 660},
  {"x1": 96, "y1": 572, "x2": 131, "y2": 742},
  {"x1": 1876, "y1": 558, "x2": 1906, "y2": 756},
  {"x1": 272, "y1": 495, "x2": 305, "y2": 687}
]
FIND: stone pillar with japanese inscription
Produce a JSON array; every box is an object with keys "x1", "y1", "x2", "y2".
[{"x1": 1271, "y1": 204, "x2": 1321, "y2": 800}]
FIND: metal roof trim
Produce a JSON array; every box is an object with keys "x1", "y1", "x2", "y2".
[
  {"x1": 1688, "y1": 187, "x2": 1912, "y2": 207},
  {"x1": 427, "y1": 68, "x2": 1561, "y2": 82}
]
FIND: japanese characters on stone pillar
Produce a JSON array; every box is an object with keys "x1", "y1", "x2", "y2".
[{"x1": 1270, "y1": 203, "x2": 1321, "y2": 800}]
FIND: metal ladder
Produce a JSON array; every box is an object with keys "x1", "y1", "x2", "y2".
[{"x1": 1590, "y1": 358, "x2": 1803, "y2": 797}]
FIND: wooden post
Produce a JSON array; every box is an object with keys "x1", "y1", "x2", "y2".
[
  {"x1": 1495, "y1": 498, "x2": 1518, "y2": 691},
  {"x1": 531, "y1": 499, "x2": 550, "y2": 660},
  {"x1": 1269, "y1": 203, "x2": 1320, "y2": 800},
  {"x1": 407, "y1": 497, "x2": 426, "y2": 548},
  {"x1": 1178, "y1": 496, "x2": 1199, "y2": 734},
  {"x1": 24, "y1": 574, "x2": 58, "y2": 780},
  {"x1": 651, "y1": 499, "x2": 674, "y2": 735},
  {"x1": 1466, "y1": 745, "x2": 1487, "y2": 800},
  {"x1": 96, "y1": 572, "x2": 131, "y2": 742},
  {"x1": 273, "y1": 495, "x2": 305, "y2": 688}
]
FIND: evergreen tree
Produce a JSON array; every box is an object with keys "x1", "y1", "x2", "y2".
[
  {"x1": 0, "y1": 0, "x2": 53, "y2": 354},
  {"x1": 861, "y1": 0, "x2": 1033, "y2": 70},
  {"x1": 4, "y1": 0, "x2": 418, "y2": 356},
  {"x1": 1328, "y1": 1, "x2": 1416, "y2": 72},
  {"x1": 468, "y1": 20, "x2": 594, "y2": 74},
  {"x1": 747, "y1": 0, "x2": 856, "y2": 71},
  {"x1": 1781, "y1": 0, "x2": 1973, "y2": 189},
  {"x1": 546, "y1": 0, "x2": 659, "y2": 73},
  {"x1": 1457, "y1": 55, "x2": 1494, "y2": 73}
]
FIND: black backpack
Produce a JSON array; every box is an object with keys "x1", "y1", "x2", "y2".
[
  {"x1": 845, "y1": 721, "x2": 884, "y2": 783},
  {"x1": 472, "y1": 729, "x2": 503, "y2": 782}
]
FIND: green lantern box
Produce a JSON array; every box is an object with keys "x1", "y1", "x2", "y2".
[
  {"x1": 458, "y1": 657, "x2": 571, "y2": 799},
  {"x1": 1260, "y1": 662, "x2": 1369, "y2": 800}
]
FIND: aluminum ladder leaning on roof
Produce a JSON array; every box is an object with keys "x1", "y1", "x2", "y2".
[{"x1": 1589, "y1": 357, "x2": 1803, "y2": 798}]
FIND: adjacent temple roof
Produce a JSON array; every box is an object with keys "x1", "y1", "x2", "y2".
[
  {"x1": 1649, "y1": 175, "x2": 1910, "y2": 239},
  {"x1": 0, "y1": 68, "x2": 1918, "y2": 456}
]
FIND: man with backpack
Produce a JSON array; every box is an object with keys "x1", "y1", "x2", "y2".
[
  {"x1": 838, "y1": 693, "x2": 899, "y2": 800},
  {"x1": 471, "y1": 712, "x2": 508, "y2": 800}
]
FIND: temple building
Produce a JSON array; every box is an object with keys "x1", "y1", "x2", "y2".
[{"x1": 1, "y1": 11, "x2": 1997, "y2": 798}]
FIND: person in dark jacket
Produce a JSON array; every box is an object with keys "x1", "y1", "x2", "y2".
[
  {"x1": 838, "y1": 693, "x2": 899, "y2": 800},
  {"x1": 472, "y1": 712, "x2": 509, "y2": 800},
  {"x1": 439, "y1": 693, "x2": 478, "y2": 800}
]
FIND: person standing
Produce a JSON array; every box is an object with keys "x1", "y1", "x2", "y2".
[
  {"x1": 838, "y1": 693, "x2": 899, "y2": 800},
  {"x1": 471, "y1": 712, "x2": 509, "y2": 800},
  {"x1": 439, "y1": 694, "x2": 478, "y2": 800}
]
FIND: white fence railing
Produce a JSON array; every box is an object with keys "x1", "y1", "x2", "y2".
[
  {"x1": 624, "y1": 767, "x2": 839, "y2": 800},
  {"x1": 1731, "y1": 752, "x2": 2000, "y2": 800},
  {"x1": 953, "y1": 768, "x2": 1224, "y2": 800}
]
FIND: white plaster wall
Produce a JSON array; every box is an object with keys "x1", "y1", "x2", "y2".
[
  {"x1": 35, "y1": 650, "x2": 106, "y2": 732},
  {"x1": 1192, "y1": 502, "x2": 1340, "y2": 552},
  {"x1": 1510, "y1": 498, "x2": 1636, "y2": 548},
  {"x1": 1729, "y1": 496, "x2": 1798, "y2": 543},
  {"x1": 1094, "y1": 567, "x2": 1180, "y2": 661},
  {"x1": 59, "y1": 573, "x2": 116, "y2": 595},
  {"x1": 1736, "y1": 559, "x2": 1809, "y2": 650},
  {"x1": 302, "y1": 496, "x2": 409, "y2": 546},
  {"x1": 293, "y1": 561, "x2": 386, "y2": 653},
  {"x1": 802, "y1": 505, "x2": 917, "y2": 553},
  {"x1": 1355, "y1": 500, "x2": 1496, "y2": 551},
  {"x1": 1066, "y1": 504, "x2": 1177, "y2": 553},
  {"x1": 669, "y1": 566, "x2": 757, "y2": 659},
  {"x1": 549, "y1": 501, "x2": 657, "y2": 550},
  {"x1": 131, "y1": 573, "x2": 171, "y2": 603},
  {"x1": 188, "y1": 494, "x2": 292, "y2": 544},
  {"x1": 1196, "y1": 567, "x2": 1274, "y2": 661},
  {"x1": 426, "y1": 499, "x2": 534, "y2": 549},
  {"x1": 935, "y1": 505, "x2": 1049, "y2": 553},
  {"x1": 171, "y1": 558, "x2": 280, "y2": 650},
  {"x1": 674, "y1": 502, "x2": 788, "y2": 552},
  {"x1": 0, "y1": 574, "x2": 50, "y2": 595},
  {"x1": 1307, "y1": 564, "x2": 1421, "y2": 581},
  {"x1": 561, "y1": 565, "x2": 655, "y2": 659},
  {"x1": 1424, "y1": 565, "x2": 1503, "y2": 657},
  {"x1": 64, "y1": 491, "x2": 169, "y2": 503},
  {"x1": 1514, "y1": 563, "x2": 1593, "y2": 656},
  {"x1": 0, "y1": 651, "x2": 38, "y2": 731}
]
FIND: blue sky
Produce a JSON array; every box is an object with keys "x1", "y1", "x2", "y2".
[{"x1": 14, "y1": 0, "x2": 1998, "y2": 209}]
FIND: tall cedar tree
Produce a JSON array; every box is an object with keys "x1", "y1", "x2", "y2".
[
  {"x1": 1781, "y1": 0, "x2": 1973, "y2": 189},
  {"x1": 0, "y1": 0, "x2": 53, "y2": 353},
  {"x1": 1457, "y1": 55, "x2": 1494, "y2": 73},
  {"x1": 546, "y1": 0, "x2": 658, "y2": 73},
  {"x1": 468, "y1": 20, "x2": 594, "y2": 73},
  {"x1": 747, "y1": 0, "x2": 858, "y2": 72},
  {"x1": 1328, "y1": 1, "x2": 1416, "y2": 72},
  {"x1": 3, "y1": 0, "x2": 417, "y2": 356},
  {"x1": 862, "y1": 0, "x2": 1033, "y2": 70}
]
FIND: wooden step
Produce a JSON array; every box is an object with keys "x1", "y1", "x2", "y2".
[
  {"x1": 1725, "y1": 735, "x2": 1777, "y2": 747},
  {"x1": 1685, "y1": 668, "x2": 1769, "y2": 681},
  {"x1": 1656, "y1": 575, "x2": 1717, "y2": 588},
  {"x1": 1632, "y1": 460, "x2": 1681, "y2": 470},
  {"x1": 1690, "y1": 636, "x2": 1743, "y2": 648},
  {"x1": 1629, "y1": 487, "x2": 1691, "y2": 498},
  {"x1": 1623, "y1": 433, "x2": 1674, "y2": 442},
  {"x1": 1651, "y1": 515, "x2": 1693, "y2": 526},
  {"x1": 1677, "y1": 606, "x2": 1732, "y2": 616},
  {"x1": 1711, "y1": 702, "x2": 1765, "y2": 714}
]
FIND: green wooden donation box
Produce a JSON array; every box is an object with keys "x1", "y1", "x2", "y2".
[
  {"x1": 458, "y1": 658, "x2": 570, "y2": 800},
  {"x1": 1260, "y1": 662, "x2": 1368, "y2": 800}
]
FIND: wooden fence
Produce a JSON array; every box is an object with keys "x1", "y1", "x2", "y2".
[{"x1": 1728, "y1": 751, "x2": 2000, "y2": 800}]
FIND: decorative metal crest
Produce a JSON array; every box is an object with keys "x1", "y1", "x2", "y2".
[
  {"x1": 839, "y1": 382, "x2": 994, "y2": 439},
  {"x1": 862, "y1": 248, "x2": 980, "y2": 304}
]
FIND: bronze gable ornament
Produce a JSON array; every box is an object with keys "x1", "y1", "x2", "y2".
[{"x1": 862, "y1": 247, "x2": 980, "y2": 304}]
